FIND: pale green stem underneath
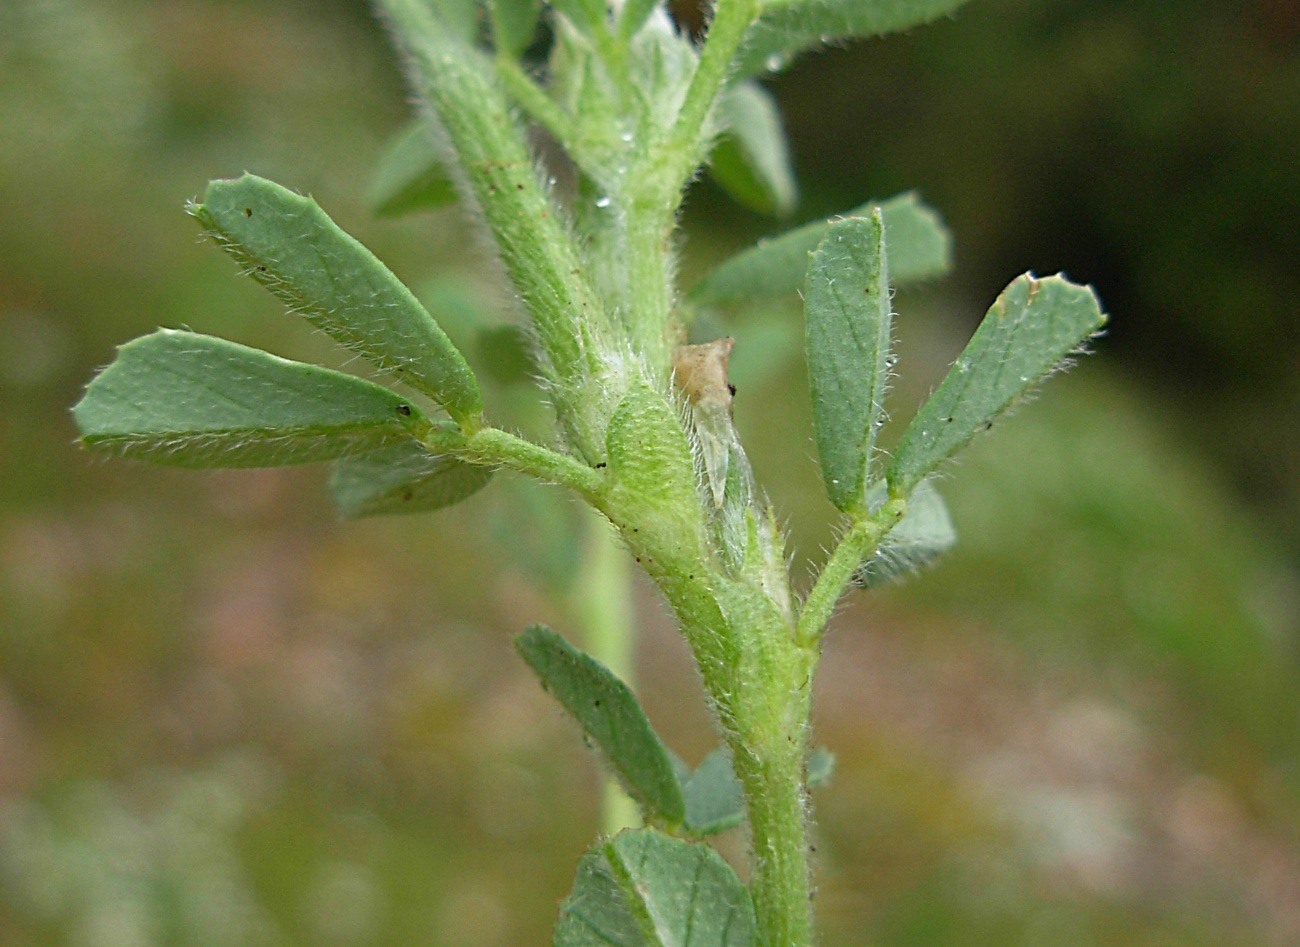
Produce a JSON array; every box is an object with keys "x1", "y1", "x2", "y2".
[
  {"x1": 452, "y1": 425, "x2": 641, "y2": 834},
  {"x1": 571, "y1": 507, "x2": 641, "y2": 835}
]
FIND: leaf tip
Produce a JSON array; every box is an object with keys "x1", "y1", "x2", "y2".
[{"x1": 513, "y1": 623, "x2": 549, "y2": 662}]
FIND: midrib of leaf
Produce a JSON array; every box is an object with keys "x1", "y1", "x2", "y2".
[
  {"x1": 124, "y1": 349, "x2": 413, "y2": 437},
  {"x1": 830, "y1": 277, "x2": 882, "y2": 478},
  {"x1": 680, "y1": 852, "x2": 706, "y2": 944},
  {"x1": 82, "y1": 421, "x2": 401, "y2": 448},
  {"x1": 605, "y1": 839, "x2": 665, "y2": 945}
]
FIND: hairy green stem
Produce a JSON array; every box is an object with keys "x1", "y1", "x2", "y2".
[
  {"x1": 381, "y1": 0, "x2": 610, "y2": 405},
  {"x1": 494, "y1": 56, "x2": 579, "y2": 156},
  {"x1": 614, "y1": 0, "x2": 762, "y2": 368},
  {"x1": 628, "y1": 551, "x2": 815, "y2": 944},
  {"x1": 662, "y1": 0, "x2": 760, "y2": 186},
  {"x1": 736, "y1": 738, "x2": 814, "y2": 947},
  {"x1": 700, "y1": 606, "x2": 816, "y2": 947},
  {"x1": 617, "y1": 201, "x2": 676, "y2": 377},
  {"x1": 397, "y1": 4, "x2": 901, "y2": 940}
]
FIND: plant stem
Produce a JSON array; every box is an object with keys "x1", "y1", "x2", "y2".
[
  {"x1": 384, "y1": 0, "x2": 604, "y2": 386},
  {"x1": 739, "y1": 737, "x2": 814, "y2": 947},
  {"x1": 662, "y1": 0, "x2": 760, "y2": 187},
  {"x1": 619, "y1": 201, "x2": 675, "y2": 374},
  {"x1": 797, "y1": 497, "x2": 907, "y2": 645},
  {"x1": 495, "y1": 56, "x2": 579, "y2": 157},
  {"x1": 592, "y1": 23, "x2": 631, "y2": 97},
  {"x1": 704, "y1": 614, "x2": 816, "y2": 947},
  {"x1": 571, "y1": 507, "x2": 641, "y2": 835}
]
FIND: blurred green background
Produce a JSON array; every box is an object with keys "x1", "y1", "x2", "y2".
[{"x1": 1, "y1": 0, "x2": 1297, "y2": 943}]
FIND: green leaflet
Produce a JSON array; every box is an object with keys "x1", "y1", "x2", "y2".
[
  {"x1": 331, "y1": 439, "x2": 492, "y2": 518},
  {"x1": 516, "y1": 626, "x2": 686, "y2": 825},
  {"x1": 489, "y1": 0, "x2": 541, "y2": 58},
  {"x1": 887, "y1": 273, "x2": 1107, "y2": 495},
  {"x1": 706, "y1": 309, "x2": 802, "y2": 394},
  {"x1": 805, "y1": 212, "x2": 892, "y2": 514},
  {"x1": 681, "y1": 748, "x2": 744, "y2": 836},
  {"x1": 709, "y1": 81, "x2": 797, "y2": 217},
  {"x1": 489, "y1": 479, "x2": 584, "y2": 594},
  {"x1": 562, "y1": 46, "x2": 622, "y2": 178},
  {"x1": 625, "y1": 11, "x2": 698, "y2": 140},
  {"x1": 733, "y1": 0, "x2": 973, "y2": 78},
  {"x1": 191, "y1": 174, "x2": 482, "y2": 426},
  {"x1": 871, "y1": 191, "x2": 952, "y2": 285},
  {"x1": 74, "y1": 329, "x2": 427, "y2": 468},
  {"x1": 555, "y1": 828, "x2": 756, "y2": 946},
  {"x1": 688, "y1": 192, "x2": 950, "y2": 309},
  {"x1": 368, "y1": 121, "x2": 458, "y2": 218},
  {"x1": 679, "y1": 746, "x2": 835, "y2": 837},
  {"x1": 681, "y1": 749, "x2": 743, "y2": 837},
  {"x1": 854, "y1": 478, "x2": 955, "y2": 587},
  {"x1": 550, "y1": 0, "x2": 608, "y2": 36}
]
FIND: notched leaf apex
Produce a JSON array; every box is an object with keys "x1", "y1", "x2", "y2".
[{"x1": 885, "y1": 270, "x2": 1107, "y2": 494}]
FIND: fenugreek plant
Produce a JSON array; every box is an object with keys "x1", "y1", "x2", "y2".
[{"x1": 74, "y1": 0, "x2": 1106, "y2": 942}]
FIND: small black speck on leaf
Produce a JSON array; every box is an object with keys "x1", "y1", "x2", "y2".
[
  {"x1": 595, "y1": 462, "x2": 607, "y2": 469},
  {"x1": 396, "y1": 404, "x2": 412, "y2": 416},
  {"x1": 727, "y1": 383, "x2": 737, "y2": 396},
  {"x1": 243, "y1": 207, "x2": 253, "y2": 217}
]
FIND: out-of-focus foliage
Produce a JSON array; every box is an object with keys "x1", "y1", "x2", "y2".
[
  {"x1": 1, "y1": 0, "x2": 1296, "y2": 945},
  {"x1": 731, "y1": 0, "x2": 1300, "y2": 560}
]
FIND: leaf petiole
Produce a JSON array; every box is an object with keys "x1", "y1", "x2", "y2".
[
  {"x1": 796, "y1": 496, "x2": 908, "y2": 646},
  {"x1": 458, "y1": 427, "x2": 605, "y2": 499},
  {"x1": 661, "y1": 0, "x2": 762, "y2": 190},
  {"x1": 494, "y1": 55, "x2": 582, "y2": 159}
]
